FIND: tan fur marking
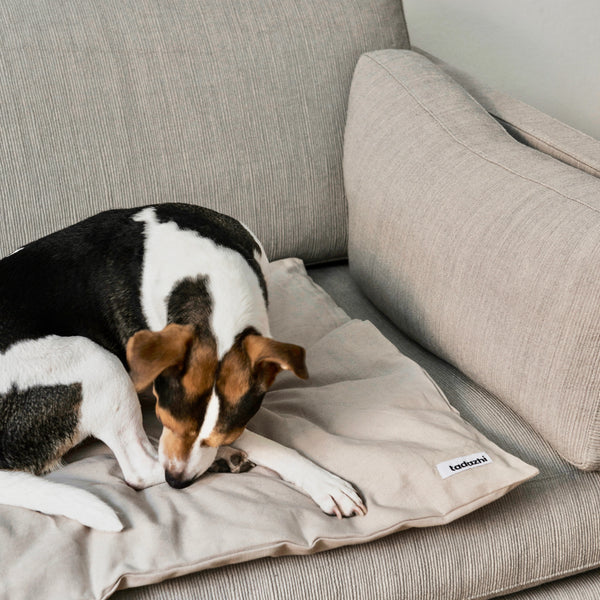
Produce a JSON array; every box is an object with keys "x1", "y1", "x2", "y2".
[
  {"x1": 127, "y1": 324, "x2": 194, "y2": 391},
  {"x1": 156, "y1": 405, "x2": 198, "y2": 460},
  {"x1": 217, "y1": 345, "x2": 251, "y2": 407},
  {"x1": 156, "y1": 405, "x2": 197, "y2": 437},
  {"x1": 204, "y1": 337, "x2": 309, "y2": 447},
  {"x1": 244, "y1": 335, "x2": 309, "y2": 381},
  {"x1": 161, "y1": 428, "x2": 196, "y2": 462},
  {"x1": 181, "y1": 338, "x2": 218, "y2": 400},
  {"x1": 203, "y1": 428, "x2": 245, "y2": 448}
]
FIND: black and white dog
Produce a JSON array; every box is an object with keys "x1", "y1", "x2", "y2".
[{"x1": 0, "y1": 203, "x2": 366, "y2": 530}]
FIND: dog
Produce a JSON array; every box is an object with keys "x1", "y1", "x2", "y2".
[{"x1": 0, "y1": 203, "x2": 366, "y2": 531}]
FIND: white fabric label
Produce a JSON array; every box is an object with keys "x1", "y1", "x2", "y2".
[{"x1": 436, "y1": 452, "x2": 493, "y2": 479}]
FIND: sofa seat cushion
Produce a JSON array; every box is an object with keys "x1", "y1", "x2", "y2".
[
  {"x1": 0, "y1": 0, "x2": 409, "y2": 263},
  {"x1": 0, "y1": 259, "x2": 536, "y2": 600},
  {"x1": 344, "y1": 49, "x2": 600, "y2": 469},
  {"x1": 114, "y1": 263, "x2": 600, "y2": 600}
]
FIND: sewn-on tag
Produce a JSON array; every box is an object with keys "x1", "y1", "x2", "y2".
[{"x1": 436, "y1": 452, "x2": 493, "y2": 479}]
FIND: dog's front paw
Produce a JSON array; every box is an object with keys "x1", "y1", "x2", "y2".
[
  {"x1": 301, "y1": 469, "x2": 367, "y2": 518},
  {"x1": 125, "y1": 459, "x2": 164, "y2": 489},
  {"x1": 208, "y1": 446, "x2": 255, "y2": 474}
]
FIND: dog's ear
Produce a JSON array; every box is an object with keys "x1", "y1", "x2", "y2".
[
  {"x1": 243, "y1": 335, "x2": 308, "y2": 389},
  {"x1": 127, "y1": 324, "x2": 194, "y2": 391}
]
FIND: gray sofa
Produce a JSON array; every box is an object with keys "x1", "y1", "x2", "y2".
[{"x1": 2, "y1": 1, "x2": 599, "y2": 598}]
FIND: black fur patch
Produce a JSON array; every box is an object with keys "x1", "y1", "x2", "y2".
[
  {"x1": 216, "y1": 329, "x2": 266, "y2": 433},
  {"x1": 0, "y1": 383, "x2": 82, "y2": 474},
  {"x1": 0, "y1": 203, "x2": 268, "y2": 360},
  {"x1": 0, "y1": 207, "x2": 147, "y2": 360},
  {"x1": 167, "y1": 276, "x2": 213, "y2": 335},
  {"x1": 218, "y1": 385, "x2": 266, "y2": 434},
  {"x1": 154, "y1": 369, "x2": 210, "y2": 424}
]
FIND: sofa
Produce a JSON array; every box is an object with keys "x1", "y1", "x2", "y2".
[{"x1": 1, "y1": 1, "x2": 599, "y2": 598}]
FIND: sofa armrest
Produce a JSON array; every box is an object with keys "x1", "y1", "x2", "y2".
[
  {"x1": 344, "y1": 50, "x2": 600, "y2": 470},
  {"x1": 414, "y1": 47, "x2": 600, "y2": 178}
]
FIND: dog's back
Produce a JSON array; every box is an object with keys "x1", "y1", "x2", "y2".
[{"x1": 0, "y1": 203, "x2": 267, "y2": 357}]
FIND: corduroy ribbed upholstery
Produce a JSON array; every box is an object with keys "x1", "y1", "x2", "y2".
[
  {"x1": 500, "y1": 570, "x2": 600, "y2": 600},
  {"x1": 0, "y1": 0, "x2": 408, "y2": 263}
]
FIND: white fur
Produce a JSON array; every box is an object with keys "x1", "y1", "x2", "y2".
[
  {"x1": 0, "y1": 335, "x2": 163, "y2": 529},
  {"x1": 178, "y1": 443, "x2": 217, "y2": 482},
  {"x1": 133, "y1": 208, "x2": 270, "y2": 357},
  {"x1": 233, "y1": 430, "x2": 368, "y2": 518},
  {"x1": 199, "y1": 391, "x2": 220, "y2": 441},
  {"x1": 1, "y1": 335, "x2": 96, "y2": 396},
  {"x1": 158, "y1": 448, "x2": 185, "y2": 479},
  {"x1": 185, "y1": 391, "x2": 221, "y2": 478},
  {"x1": 158, "y1": 441, "x2": 217, "y2": 482},
  {"x1": 157, "y1": 390, "x2": 221, "y2": 480}
]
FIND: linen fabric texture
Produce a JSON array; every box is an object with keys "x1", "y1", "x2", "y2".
[
  {"x1": 415, "y1": 48, "x2": 600, "y2": 179},
  {"x1": 0, "y1": 259, "x2": 537, "y2": 600},
  {"x1": 344, "y1": 50, "x2": 600, "y2": 470},
  {"x1": 0, "y1": 0, "x2": 409, "y2": 263}
]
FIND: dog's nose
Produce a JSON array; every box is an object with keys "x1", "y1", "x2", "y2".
[{"x1": 165, "y1": 470, "x2": 194, "y2": 489}]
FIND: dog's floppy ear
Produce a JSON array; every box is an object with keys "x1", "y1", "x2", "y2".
[
  {"x1": 127, "y1": 324, "x2": 194, "y2": 391},
  {"x1": 243, "y1": 334, "x2": 308, "y2": 389}
]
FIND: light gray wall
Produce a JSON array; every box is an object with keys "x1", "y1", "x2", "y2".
[{"x1": 403, "y1": 0, "x2": 600, "y2": 140}]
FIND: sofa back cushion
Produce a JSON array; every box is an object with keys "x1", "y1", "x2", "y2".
[
  {"x1": 0, "y1": 0, "x2": 409, "y2": 262},
  {"x1": 344, "y1": 50, "x2": 600, "y2": 470}
]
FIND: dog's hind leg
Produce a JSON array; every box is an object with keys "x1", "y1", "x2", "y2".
[
  {"x1": 0, "y1": 336, "x2": 125, "y2": 529},
  {"x1": 0, "y1": 335, "x2": 160, "y2": 527}
]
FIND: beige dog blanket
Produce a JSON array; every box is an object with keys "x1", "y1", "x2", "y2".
[{"x1": 0, "y1": 259, "x2": 537, "y2": 600}]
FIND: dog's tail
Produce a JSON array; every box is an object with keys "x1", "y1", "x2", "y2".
[{"x1": 0, "y1": 470, "x2": 123, "y2": 531}]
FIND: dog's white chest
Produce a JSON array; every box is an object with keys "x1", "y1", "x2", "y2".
[{"x1": 133, "y1": 208, "x2": 269, "y2": 358}]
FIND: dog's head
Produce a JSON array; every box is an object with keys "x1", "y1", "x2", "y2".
[{"x1": 126, "y1": 324, "x2": 308, "y2": 488}]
